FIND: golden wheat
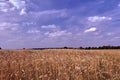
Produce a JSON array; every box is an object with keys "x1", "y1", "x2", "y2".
[{"x1": 0, "y1": 49, "x2": 120, "y2": 80}]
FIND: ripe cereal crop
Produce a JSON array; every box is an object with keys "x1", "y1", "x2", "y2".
[{"x1": 0, "y1": 49, "x2": 120, "y2": 80}]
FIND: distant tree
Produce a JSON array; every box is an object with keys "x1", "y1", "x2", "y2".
[
  {"x1": 98, "y1": 46, "x2": 102, "y2": 49},
  {"x1": 0, "y1": 47, "x2": 2, "y2": 50},
  {"x1": 91, "y1": 47, "x2": 97, "y2": 49},
  {"x1": 79, "y1": 46, "x2": 120, "y2": 49},
  {"x1": 23, "y1": 48, "x2": 25, "y2": 50},
  {"x1": 64, "y1": 46, "x2": 68, "y2": 49},
  {"x1": 84, "y1": 47, "x2": 90, "y2": 49},
  {"x1": 79, "y1": 47, "x2": 83, "y2": 49}
]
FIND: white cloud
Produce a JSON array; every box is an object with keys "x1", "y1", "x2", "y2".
[
  {"x1": 20, "y1": 8, "x2": 26, "y2": 15},
  {"x1": 30, "y1": 9, "x2": 67, "y2": 18},
  {"x1": 45, "y1": 30, "x2": 72, "y2": 37},
  {"x1": 27, "y1": 30, "x2": 40, "y2": 34},
  {"x1": 88, "y1": 16, "x2": 112, "y2": 22},
  {"x1": 118, "y1": 4, "x2": 120, "y2": 7},
  {"x1": 0, "y1": 8, "x2": 8, "y2": 12},
  {"x1": 107, "y1": 32, "x2": 114, "y2": 36},
  {"x1": 114, "y1": 37, "x2": 120, "y2": 39},
  {"x1": 22, "y1": 22, "x2": 36, "y2": 26},
  {"x1": 0, "y1": 22, "x2": 18, "y2": 31},
  {"x1": 0, "y1": 2, "x2": 10, "y2": 12},
  {"x1": 0, "y1": 22, "x2": 18, "y2": 26},
  {"x1": 37, "y1": 9, "x2": 65, "y2": 15},
  {"x1": 0, "y1": 0, "x2": 26, "y2": 15},
  {"x1": 84, "y1": 27, "x2": 97, "y2": 33},
  {"x1": 9, "y1": 0, "x2": 26, "y2": 9},
  {"x1": 41, "y1": 24, "x2": 57, "y2": 29},
  {"x1": 9, "y1": 0, "x2": 26, "y2": 15}
]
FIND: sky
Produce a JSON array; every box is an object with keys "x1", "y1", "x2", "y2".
[{"x1": 0, "y1": 0, "x2": 120, "y2": 49}]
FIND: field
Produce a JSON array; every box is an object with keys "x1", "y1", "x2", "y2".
[{"x1": 0, "y1": 49, "x2": 120, "y2": 80}]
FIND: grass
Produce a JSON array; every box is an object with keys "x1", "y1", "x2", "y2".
[{"x1": 0, "y1": 49, "x2": 120, "y2": 80}]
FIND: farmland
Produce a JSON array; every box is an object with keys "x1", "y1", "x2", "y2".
[{"x1": 0, "y1": 49, "x2": 120, "y2": 80}]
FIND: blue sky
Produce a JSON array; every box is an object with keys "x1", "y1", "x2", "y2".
[{"x1": 0, "y1": 0, "x2": 120, "y2": 49}]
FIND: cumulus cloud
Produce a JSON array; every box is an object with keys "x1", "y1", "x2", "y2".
[
  {"x1": 107, "y1": 32, "x2": 114, "y2": 36},
  {"x1": 30, "y1": 9, "x2": 67, "y2": 18},
  {"x1": 9, "y1": 0, "x2": 26, "y2": 9},
  {"x1": 41, "y1": 24, "x2": 57, "y2": 29},
  {"x1": 0, "y1": 0, "x2": 26, "y2": 15},
  {"x1": 0, "y1": 0, "x2": 119, "y2": 49},
  {"x1": 20, "y1": 8, "x2": 26, "y2": 15},
  {"x1": 84, "y1": 27, "x2": 97, "y2": 33},
  {"x1": 27, "y1": 30, "x2": 40, "y2": 34},
  {"x1": 9, "y1": 0, "x2": 26, "y2": 15},
  {"x1": 88, "y1": 16, "x2": 112, "y2": 22},
  {"x1": 0, "y1": 1, "x2": 11, "y2": 12},
  {"x1": 45, "y1": 30, "x2": 72, "y2": 37},
  {"x1": 39, "y1": 9, "x2": 66, "y2": 15},
  {"x1": 114, "y1": 37, "x2": 120, "y2": 39},
  {"x1": 0, "y1": 22, "x2": 18, "y2": 31},
  {"x1": 118, "y1": 4, "x2": 120, "y2": 7}
]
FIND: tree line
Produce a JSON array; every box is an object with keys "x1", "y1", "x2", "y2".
[
  {"x1": 65, "y1": 46, "x2": 120, "y2": 49},
  {"x1": 28, "y1": 46, "x2": 120, "y2": 50},
  {"x1": 0, "y1": 46, "x2": 120, "y2": 50}
]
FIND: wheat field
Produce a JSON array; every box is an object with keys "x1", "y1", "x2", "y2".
[{"x1": 0, "y1": 49, "x2": 120, "y2": 80}]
